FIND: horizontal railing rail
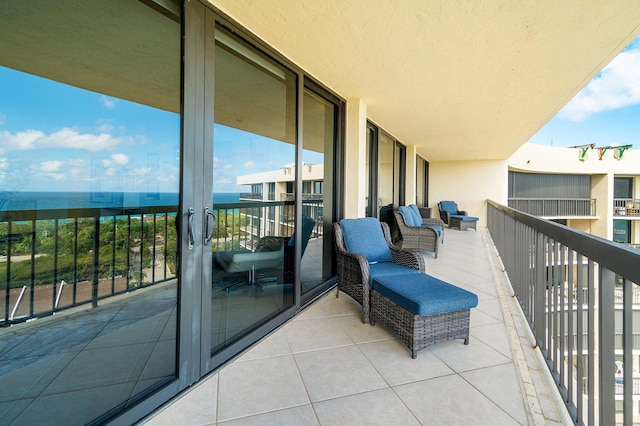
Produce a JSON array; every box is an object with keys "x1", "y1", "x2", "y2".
[
  {"x1": 488, "y1": 200, "x2": 640, "y2": 425},
  {"x1": 508, "y1": 198, "x2": 596, "y2": 217}
]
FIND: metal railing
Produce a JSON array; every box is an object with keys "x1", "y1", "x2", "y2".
[
  {"x1": 488, "y1": 200, "x2": 640, "y2": 425},
  {"x1": 508, "y1": 198, "x2": 596, "y2": 217},
  {"x1": 1, "y1": 199, "x2": 325, "y2": 326},
  {"x1": 614, "y1": 199, "x2": 640, "y2": 217},
  {"x1": 1, "y1": 205, "x2": 178, "y2": 326}
]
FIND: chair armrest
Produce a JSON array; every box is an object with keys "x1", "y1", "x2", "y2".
[
  {"x1": 439, "y1": 210, "x2": 451, "y2": 223},
  {"x1": 421, "y1": 218, "x2": 445, "y2": 227},
  {"x1": 390, "y1": 247, "x2": 426, "y2": 273},
  {"x1": 458, "y1": 210, "x2": 468, "y2": 216}
]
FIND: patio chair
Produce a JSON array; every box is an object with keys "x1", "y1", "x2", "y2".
[
  {"x1": 333, "y1": 217, "x2": 425, "y2": 323},
  {"x1": 438, "y1": 200, "x2": 479, "y2": 231},
  {"x1": 393, "y1": 208, "x2": 443, "y2": 257}
]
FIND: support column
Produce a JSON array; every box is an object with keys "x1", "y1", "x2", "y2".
[
  {"x1": 406, "y1": 145, "x2": 418, "y2": 205},
  {"x1": 344, "y1": 98, "x2": 367, "y2": 218}
]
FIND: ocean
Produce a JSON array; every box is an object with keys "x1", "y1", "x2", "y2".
[{"x1": 0, "y1": 192, "x2": 242, "y2": 211}]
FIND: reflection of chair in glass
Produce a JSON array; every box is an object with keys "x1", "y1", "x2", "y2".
[
  {"x1": 216, "y1": 236, "x2": 285, "y2": 285},
  {"x1": 215, "y1": 215, "x2": 316, "y2": 286},
  {"x1": 333, "y1": 217, "x2": 425, "y2": 323},
  {"x1": 282, "y1": 215, "x2": 316, "y2": 283}
]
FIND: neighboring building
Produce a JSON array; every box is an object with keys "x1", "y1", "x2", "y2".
[{"x1": 508, "y1": 143, "x2": 640, "y2": 247}]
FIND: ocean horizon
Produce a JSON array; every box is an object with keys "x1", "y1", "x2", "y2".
[{"x1": 0, "y1": 191, "x2": 242, "y2": 211}]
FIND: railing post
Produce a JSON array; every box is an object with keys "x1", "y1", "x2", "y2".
[
  {"x1": 534, "y1": 231, "x2": 546, "y2": 347},
  {"x1": 623, "y1": 277, "x2": 633, "y2": 426},
  {"x1": 92, "y1": 216, "x2": 100, "y2": 308},
  {"x1": 599, "y1": 267, "x2": 615, "y2": 425}
]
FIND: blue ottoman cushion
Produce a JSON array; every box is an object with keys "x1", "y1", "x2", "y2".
[
  {"x1": 372, "y1": 274, "x2": 478, "y2": 316},
  {"x1": 429, "y1": 225, "x2": 443, "y2": 236},
  {"x1": 450, "y1": 215, "x2": 478, "y2": 222}
]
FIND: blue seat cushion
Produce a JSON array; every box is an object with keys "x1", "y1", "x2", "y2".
[
  {"x1": 439, "y1": 201, "x2": 458, "y2": 215},
  {"x1": 372, "y1": 274, "x2": 478, "y2": 316},
  {"x1": 398, "y1": 206, "x2": 417, "y2": 226},
  {"x1": 340, "y1": 218, "x2": 392, "y2": 263},
  {"x1": 429, "y1": 225, "x2": 443, "y2": 236},
  {"x1": 369, "y1": 262, "x2": 421, "y2": 280},
  {"x1": 408, "y1": 204, "x2": 424, "y2": 224},
  {"x1": 450, "y1": 215, "x2": 478, "y2": 222}
]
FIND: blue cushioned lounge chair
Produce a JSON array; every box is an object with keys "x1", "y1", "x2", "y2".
[
  {"x1": 333, "y1": 218, "x2": 425, "y2": 323},
  {"x1": 438, "y1": 200, "x2": 479, "y2": 231}
]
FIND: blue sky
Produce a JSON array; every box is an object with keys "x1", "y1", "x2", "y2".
[{"x1": 528, "y1": 36, "x2": 640, "y2": 148}]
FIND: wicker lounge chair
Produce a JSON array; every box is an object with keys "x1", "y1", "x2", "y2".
[
  {"x1": 394, "y1": 205, "x2": 445, "y2": 255},
  {"x1": 438, "y1": 200, "x2": 478, "y2": 231},
  {"x1": 334, "y1": 218, "x2": 425, "y2": 323}
]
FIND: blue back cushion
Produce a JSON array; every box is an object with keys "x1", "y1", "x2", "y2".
[
  {"x1": 440, "y1": 201, "x2": 458, "y2": 215},
  {"x1": 408, "y1": 204, "x2": 423, "y2": 225},
  {"x1": 398, "y1": 206, "x2": 416, "y2": 226},
  {"x1": 340, "y1": 218, "x2": 392, "y2": 263}
]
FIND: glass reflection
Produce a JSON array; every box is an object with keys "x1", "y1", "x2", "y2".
[
  {"x1": 0, "y1": 1, "x2": 180, "y2": 423},
  {"x1": 211, "y1": 28, "x2": 296, "y2": 353}
]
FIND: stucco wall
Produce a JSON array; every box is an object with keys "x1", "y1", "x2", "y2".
[{"x1": 428, "y1": 159, "x2": 509, "y2": 227}]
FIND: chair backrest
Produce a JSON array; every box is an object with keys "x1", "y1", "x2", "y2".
[
  {"x1": 398, "y1": 206, "x2": 419, "y2": 226},
  {"x1": 287, "y1": 215, "x2": 316, "y2": 257},
  {"x1": 439, "y1": 200, "x2": 459, "y2": 215},
  {"x1": 407, "y1": 204, "x2": 424, "y2": 224},
  {"x1": 338, "y1": 218, "x2": 392, "y2": 263}
]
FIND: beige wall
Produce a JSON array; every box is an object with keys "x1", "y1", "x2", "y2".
[
  {"x1": 428, "y1": 160, "x2": 509, "y2": 227},
  {"x1": 567, "y1": 219, "x2": 594, "y2": 234},
  {"x1": 590, "y1": 174, "x2": 612, "y2": 239},
  {"x1": 343, "y1": 98, "x2": 367, "y2": 218}
]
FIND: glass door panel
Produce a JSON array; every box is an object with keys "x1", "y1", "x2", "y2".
[
  {"x1": 301, "y1": 89, "x2": 335, "y2": 295},
  {"x1": 210, "y1": 27, "x2": 297, "y2": 355},
  {"x1": 0, "y1": 2, "x2": 181, "y2": 423}
]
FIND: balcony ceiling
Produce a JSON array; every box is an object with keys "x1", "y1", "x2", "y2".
[{"x1": 210, "y1": 0, "x2": 640, "y2": 161}]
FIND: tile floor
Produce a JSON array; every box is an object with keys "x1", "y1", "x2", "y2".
[{"x1": 144, "y1": 228, "x2": 573, "y2": 425}]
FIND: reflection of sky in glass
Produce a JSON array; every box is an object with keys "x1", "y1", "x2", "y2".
[
  {"x1": 214, "y1": 124, "x2": 324, "y2": 193},
  {"x1": 0, "y1": 66, "x2": 324, "y2": 194},
  {"x1": 0, "y1": 66, "x2": 179, "y2": 193}
]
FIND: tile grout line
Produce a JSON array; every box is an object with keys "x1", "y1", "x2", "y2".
[{"x1": 481, "y1": 229, "x2": 546, "y2": 426}]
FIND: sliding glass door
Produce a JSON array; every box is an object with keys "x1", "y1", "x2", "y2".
[
  {"x1": 209, "y1": 25, "x2": 297, "y2": 357},
  {"x1": 0, "y1": 2, "x2": 181, "y2": 423}
]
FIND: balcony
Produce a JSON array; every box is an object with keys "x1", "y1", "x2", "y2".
[
  {"x1": 143, "y1": 226, "x2": 569, "y2": 424},
  {"x1": 614, "y1": 199, "x2": 640, "y2": 217},
  {"x1": 508, "y1": 198, "x2": 596, "y2": 217}
]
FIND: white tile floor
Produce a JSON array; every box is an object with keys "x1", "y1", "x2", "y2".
[{"x1": 143, "y1": 228, "x2": 573, "y2": 425}]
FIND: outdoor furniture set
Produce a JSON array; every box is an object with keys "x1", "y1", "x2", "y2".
[
  {"x1": 334, "y1": 217, "x2": 478, "y2": 358},
  {"x1": 394, "y1": 204, "x2": 445, "y2": 257},
  {"x1": 438, "y1": 200, "x2": 479, "y2": 231}
]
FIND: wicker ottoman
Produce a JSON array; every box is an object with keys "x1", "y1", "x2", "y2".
[
  {"x1": 370, "y1": 273, "x2": 478, "y2": 358},
  {"x1": 449, "y1": 214, "x2": 478, "y2": 231}
]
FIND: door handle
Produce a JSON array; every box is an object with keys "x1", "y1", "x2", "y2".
[
  {"x1": 187, "y1": 207, "x2": 195, "y2": 249},
  {"x1": 204, "y1": 206, "x2": 216, "y2": 246}
]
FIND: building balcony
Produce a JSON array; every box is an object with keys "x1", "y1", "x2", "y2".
[
  {"x1": 143, "y1": 227, "x2": 569, "y2": 425},
  {"x1": 508, "y1": 198, "x2": 596, "y2": 218},
  {"x1": 614, "y1": 199, "x2": 640, "y2": 217}
]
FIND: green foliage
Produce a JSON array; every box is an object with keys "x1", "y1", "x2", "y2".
[{"x1": 0, "y1": 214, "x2": 178, "y2": 288}]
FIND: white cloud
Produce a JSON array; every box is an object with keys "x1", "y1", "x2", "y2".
[
  {"x1": 101, "y1": 153, "x2": 129, "y2": 168},
  {"x1": 0, "y1": 128, "x2": 121, "y2": 153},
  {"x1": 104, "y1": 167, "x2": 117, "y2": 176},
  {"x1": 133, "y1": 167, "x2": 152, "y2": 176},
  {"x1": 40, "y1": 160, "x2": 64, "y2": 173},
  {"x1": 224, "y1": 164, "x2": 233, "y2": 169},
  {"x1": 100, "y1": 95, "x2": 116, "y2": 109},
  {"x1": 559, "y1": 42, "x2": 640, "y2": 121},
  {"x1": 243, "y1": 160, "x2": 256, "y2": 169}
]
